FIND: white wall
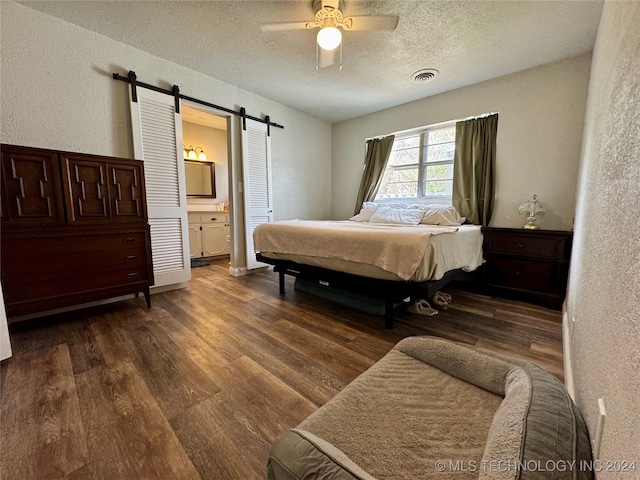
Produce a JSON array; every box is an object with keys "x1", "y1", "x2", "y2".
[
  {"x1": 0, "y1": 284, "x2": 11, "y2": 361},
  {"x1": 183, "y1": 121, "x2": 229, "y2": 204},
  {"x1": 566, "y1": 1, "x2": 640, "y2": 471},
  {"x1": 0, "y1": 1, "x2": 332, "y2": 225},
  {"x1": 332, "y1": 54, "x2": 592, "y2": 229}
]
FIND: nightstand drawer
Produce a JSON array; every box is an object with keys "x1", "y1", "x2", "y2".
[
  {"x1": 486, "y1": 233, "x2": 557, "y2": 259},
  {"x1": 485, "y1": 257, "x2": 557, "y2": 293}
]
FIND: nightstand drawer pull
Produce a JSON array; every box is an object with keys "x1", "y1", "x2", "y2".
[
  {"x1": 518, "y1": 243, "x2": 523, "y2": 248},
  {"x1": 125, "y1": 255, "x2": 137, "y2": 260},
  {"x1": 127, "y1": 272, "x2": 138, "y2": 278},
  {"x1": 123, "y1": 238, "x2": 135, "y2": 243},
  {"x1": 210, "y1": 217, "x2": 217, "y2": 221},
  {"x1": 515, "y1": 270, "x2": 520, "y2": 276}
]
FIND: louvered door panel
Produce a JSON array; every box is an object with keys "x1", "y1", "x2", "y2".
[
  {"x1": 241, "y1": 119, "x2": 273, "y2": 270},
  {"x1": 130, "y1": 87, "x2": 191, "y2": 287},
  {"x1": 139, "y1": 101, "x2": 180, "y2": 207},
  {"x1": 148, "y1": 218, "x2": 185, "y2": 274}
]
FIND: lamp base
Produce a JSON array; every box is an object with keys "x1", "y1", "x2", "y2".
[{"x1": 523, "y1": 223, "x2": 539, "y2": 230}]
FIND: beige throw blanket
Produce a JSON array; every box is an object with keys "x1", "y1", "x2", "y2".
[{"x1": 254, "y1": 220, "x2": 458, "y2": 281}]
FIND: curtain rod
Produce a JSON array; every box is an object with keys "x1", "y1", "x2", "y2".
[{"x1": 112, "y1": 71, "x2": 284, "y2": 133}]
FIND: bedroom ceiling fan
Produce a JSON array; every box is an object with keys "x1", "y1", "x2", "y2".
[{"x1": 260, "y1": 0, "x2": 399, "y2": 70}]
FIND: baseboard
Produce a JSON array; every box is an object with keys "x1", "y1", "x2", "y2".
[
  {"x1": 150, "y1": 282, "x2": 188, "y2": 294},
  {"x1": 229, "y1": 266, "x2": 247, "y2": 277},
  {"x1": 562, "y1": 303, "x2": 576, "y2": 400}
]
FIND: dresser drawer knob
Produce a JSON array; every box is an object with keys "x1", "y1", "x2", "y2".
[
  {"x1": 518, "y1": 243, "x2": 524, "y2": 248},
  {"x1": 515, "y1": 270, "x2": 521, "y2": 276},
  {"x1": 123, "y1": 238, "x2": 135, "y2": 243},
  {"x1": 127, "y1": 272, "x2": 139, "y2": 278},
  {"x1": 210, "y1": 217, "x2": 217, "y2": 221},
  {"x1": 125, "y1": 255, "x2": 137, "y2": 260}
]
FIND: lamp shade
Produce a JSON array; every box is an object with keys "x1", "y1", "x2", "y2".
[{"x1": 317, "y1": 27, "x2": 342, "y2": 51}]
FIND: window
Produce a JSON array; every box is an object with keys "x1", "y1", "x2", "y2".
[{"x1": 376, "y1": 124, "x2": 456, "y2": 200}]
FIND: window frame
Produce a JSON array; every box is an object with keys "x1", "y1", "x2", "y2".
[{"x1": 375, "y1": 122, "x2": 456, "y2": 202}]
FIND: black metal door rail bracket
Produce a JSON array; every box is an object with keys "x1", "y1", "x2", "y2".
[{"x1": 113, "y1": 70, "x2": 284, "y2": 134}]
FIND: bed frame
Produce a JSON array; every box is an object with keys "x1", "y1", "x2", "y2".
[{"x1": 256, "y1": 253, "x2": 480, "y2": 329}]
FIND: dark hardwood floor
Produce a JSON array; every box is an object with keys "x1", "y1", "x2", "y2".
[{"x1": 0, "y1": 258, "x2": 563, "y2": 480}]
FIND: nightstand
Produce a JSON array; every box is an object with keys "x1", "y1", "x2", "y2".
[{"x1": 481, "y1": 227, "x2": 573, "y2": 310}]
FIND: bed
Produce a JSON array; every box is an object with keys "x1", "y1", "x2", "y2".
[{"x1": 254, "y1": 204, "x2": 484, "y2": 328}]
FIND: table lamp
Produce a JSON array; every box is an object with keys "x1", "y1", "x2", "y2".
[{"x1": 518, "y1": 195, "x2": 546, "y2": 229}]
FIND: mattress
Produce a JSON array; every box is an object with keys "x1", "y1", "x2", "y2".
[{"x1": 258, "y1": 222, "x2": 483, "y2": 282}]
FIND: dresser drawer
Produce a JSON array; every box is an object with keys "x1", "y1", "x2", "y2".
[
  {"x1": 2, "y1": 246, "x2": 148, "y2": 280},
  {"x1": 188, "y1": 212, "x2": 228, "y2": 224},
  {"x1": 2, "y1": 231, "x2": 147, "y2": 257},
  {"x1": 70, "y1": 231, "x2": 147, "y2": 253},
  {"x1": 486, "y1": 232, "x2": 557, "y2": 259},
  {"x1": 201, "y1": 212, "x2": 228, "y2": 224},
  {"x1": 3, "y1": 267, "x2": 149, "y2": 305}
]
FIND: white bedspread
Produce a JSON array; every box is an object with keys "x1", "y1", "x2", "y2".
[{"x1": 254, "y1": 220, "x2": 474, "y2": 281}]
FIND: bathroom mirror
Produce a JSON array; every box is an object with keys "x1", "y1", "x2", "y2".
[{"x1": 184, "y1": 160, "x2": 216, "y2": 197}]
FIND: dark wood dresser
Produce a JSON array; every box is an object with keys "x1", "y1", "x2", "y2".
[
  {"x1": 481, "y1": 227, "x2": 572, "y2": 310},
  {"x1": 1, "y1": 144, "x2": 154, "y2": 320}
]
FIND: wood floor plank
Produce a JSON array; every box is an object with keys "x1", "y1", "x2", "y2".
[
  {"x1": 146, "y1": 305, "x2": 232, "y2": 377},
  {"x1": 202, "y1": 355, "x2": 318, "y2": 440},
  {"x1": 152, "y1": 292, "x2": 247, "y2": 363},
  {"x1": 475, "y1": 338, "x2": 565, "y2": 381},
  {"x1": 67, "y1": 319, "x2": 105, "y2": 374},
  {"x1": 107, "y1": 313, "x2": 221, "y2": 420},
  {"x1": 264, "y1": 318, "x2": 376, "y2": 383},
  {"x1": 170, "y1": 393, "x2": 269, "y2": 480},
  {"x1": 162, "y1": 283, "x2": 351, "y2": 404},
  {"x1": 75, "y1": 360, "x2": 201, "y2": 480},
  {"x1": 0, "y1": 344, "x2": 89, "y2": 480}
]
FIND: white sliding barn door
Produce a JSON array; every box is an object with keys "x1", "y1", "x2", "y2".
[
  {"x1": 241, "y1": 119, "x2": 273, "y2": 270},
  {"x1": 130, "y1": 88, "x2": 191, "y2": 287}
]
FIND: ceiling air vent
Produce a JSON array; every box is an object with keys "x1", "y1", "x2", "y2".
[{"x1": 411, "y1": 69, "x2": 439, "y2": 83}]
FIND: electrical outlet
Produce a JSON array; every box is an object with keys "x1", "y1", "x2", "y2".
[{"x1": 592, "y1": 398, "x2": 606, "y2": 459}]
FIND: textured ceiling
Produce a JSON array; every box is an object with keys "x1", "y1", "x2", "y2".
[{"x1": 19, "y1": 0, "x2": 603, "y2": 123}]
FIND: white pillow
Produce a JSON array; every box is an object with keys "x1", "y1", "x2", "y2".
[
  {"x1": 350, "y1": 202, "x2": 430, "y2": 222},
  {"x1": 350, "y1": 202, "x2": 379, "y2": 222},
  {"x1": 369, "y1": 205, "x2": 424, "y2": 225},
  {"x1": 414, "y1": 204, "x2": 464, "y2": 226},
  {"x1": 381, "y1": 202, "x2": 426, "y2": 210}
]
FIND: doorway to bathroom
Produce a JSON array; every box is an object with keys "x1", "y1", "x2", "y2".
[{"x1": 181, "y1": 105, "x2": 232, "y2": 266}]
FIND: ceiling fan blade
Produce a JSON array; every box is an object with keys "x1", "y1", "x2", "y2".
[
  {"x1": 318, "y1": 47, "x2": 337, "y2": 69},
  {"x1": 260, "y1": 21, "x2": 312, "y2": 32},
  {"x1": 345, "y1": 15, "x2": 399, "y2": 31}
]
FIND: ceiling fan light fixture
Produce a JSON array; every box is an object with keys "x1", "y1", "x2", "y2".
[{"x1": 317, "y1": 26, "x2": 342, "y2": 51}]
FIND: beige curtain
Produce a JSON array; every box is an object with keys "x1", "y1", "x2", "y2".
[
  {"x1": 452, "y1": 114, "x2": 498, "y2": 225},
  {"x1": 353, "y1": 135, "x2": 395, "y2": 214}
]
